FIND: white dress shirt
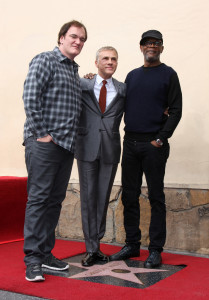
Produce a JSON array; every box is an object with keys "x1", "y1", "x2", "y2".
[{"x1": 94, "y1": 74, "x2": 117, "y2": 110}]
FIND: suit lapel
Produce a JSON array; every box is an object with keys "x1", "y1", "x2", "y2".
[
  {"x1": 85, "y1": 77, "x2": 123, "y2": 114},
  {"x1": 86, "y1": 77, "x2": 102, "y2": 113},
  {"x1": 105, "y1": 78, "x2": 121, "y2": 113}
]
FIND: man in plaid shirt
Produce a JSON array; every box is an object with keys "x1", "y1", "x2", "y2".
[{"x1": 23, "y1": 20, "x2": 87, "y2": 282}]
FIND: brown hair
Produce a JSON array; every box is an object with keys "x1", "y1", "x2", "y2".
[{"x1": 57, "y1": 20, "x2": 87, "y2": 45}]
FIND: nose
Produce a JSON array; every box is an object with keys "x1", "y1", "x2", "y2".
[{"x1": 75, "y1": 38, "x2": 81, "y2": 44}]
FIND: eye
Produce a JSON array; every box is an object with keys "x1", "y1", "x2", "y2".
[{"x1": 69, "y1": 34, "x2": 77, "y2": 39}]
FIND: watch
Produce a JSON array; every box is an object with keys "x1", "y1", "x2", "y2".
[{"x1": 155, "y1": 139, "x2": 163, "y2": 146}]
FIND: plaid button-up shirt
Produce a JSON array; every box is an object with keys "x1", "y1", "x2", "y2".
[{"x1": 23, "y1": 47, "x2": 82, "y2": 152}]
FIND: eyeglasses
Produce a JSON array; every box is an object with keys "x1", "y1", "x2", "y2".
[{"x1": 143, "y1": 40, "x2": 162, "y2": 47}]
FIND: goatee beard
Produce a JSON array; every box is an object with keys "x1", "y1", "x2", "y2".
[{"x1": 145, "y1": 55, "x2": 159, "y2": 63}]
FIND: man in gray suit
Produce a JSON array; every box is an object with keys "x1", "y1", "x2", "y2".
[{"x1": 75, "y1": 46, "x2": 126, "y2": 267}]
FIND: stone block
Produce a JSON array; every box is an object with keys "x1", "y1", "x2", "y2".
[
  {"x1": 139, "y1": 196, "x2": 151, "y2": 246},
  {"x1": 165, "y1": 188, "x2": 191, "y2": 210},
  {"x1": 190, "y1": 189, "x2": 209, "y2": 207},
  {"x1": 109, "y1": 185, "x2": 122, "y2": 203},
  {"x1": 58, "y1": 187, "x2": 83, "y2": 240},
  {"x1": 165, "y1": 204, "x2": 209, "y2": 253},
  {"x1": 115, "y1": 196, "x2": 126, "y2": 243}
]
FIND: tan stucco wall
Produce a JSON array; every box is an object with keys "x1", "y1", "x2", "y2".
[{"x1": 1, "y1": 0, "x2": 209, "y2": 189}]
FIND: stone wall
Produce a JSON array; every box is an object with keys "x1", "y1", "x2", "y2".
[{"x1": 56, "y1": 184, "x2": 209, "y2": 255}]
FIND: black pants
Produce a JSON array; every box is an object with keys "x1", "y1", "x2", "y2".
[
  {"x1": 24, "y1": 137, "x2": 74, "y2": 266},
  {"x1": 121, "y1": 137, "x2": 170, "y2": 252}
]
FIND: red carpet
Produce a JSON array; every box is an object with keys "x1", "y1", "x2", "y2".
[
  {"x1": 0, "y1": 240, "x2": 209, "y2": 300},
  {"x1": 0, "y1": 176, "x2": 27, "y2": 244}
]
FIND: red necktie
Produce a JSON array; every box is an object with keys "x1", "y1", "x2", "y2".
[{"x1": 99, "y1": 80, "x2": 107, "y2": 113}]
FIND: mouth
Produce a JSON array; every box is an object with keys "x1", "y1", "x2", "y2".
[
  {"x1": 72, "y1": 45, "x2": 80, "y2": 50},
  {"x1": 147, "y1": 50, "x2": 156, "y2": 54}
]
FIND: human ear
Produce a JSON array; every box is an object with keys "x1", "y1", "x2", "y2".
[{"x1": 59, "y1": 35, "x2": 64, "y2": 45}]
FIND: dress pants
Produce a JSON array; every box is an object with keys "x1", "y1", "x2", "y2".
[
  {"x1": 24, "y1": 136, "x2": 74, "y2": 265},
  {"x1": 121, "y1": 137, "x2": 170, "y2": 252},
  {"x1": 77, "y1": 159, "x2": 118, "y2": 253}
]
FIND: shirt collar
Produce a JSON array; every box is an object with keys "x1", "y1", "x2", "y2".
[
  {"x1": 53, "y1": 47, "x2": 79, "y2": 68},
  {"x1": 96, "y1": 74, "x2": 113, "y2": 86}
]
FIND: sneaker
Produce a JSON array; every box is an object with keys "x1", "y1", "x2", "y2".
[
  {"x1": 144, "y1": 250, "x2": 162, "y2": 268},
  {"x1": 42, "y1": 254, "x2": 69, "y2": 271},
  {"x1": 26, "y1": 264, "x2": 45, "y2": 282}
]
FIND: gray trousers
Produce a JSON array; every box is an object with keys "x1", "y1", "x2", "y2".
[
  {"x1": 24, "y1": 137, "x2": 74, "y2": 266},
  {"x1": 77, "y1": 159, "x2": 118, "y2": 253}
]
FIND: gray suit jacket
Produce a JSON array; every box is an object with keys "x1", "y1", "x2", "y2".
[{"x1": 75, "y1": 77, "x2": 126, "y2": 164}]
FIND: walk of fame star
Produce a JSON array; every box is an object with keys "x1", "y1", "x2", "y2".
[
  {"x1": 43, "y1": 255, "x2": 186, "y2": 289},
  {"x1": 68, "y1": 260, "x2": 167, "y2": 285}
]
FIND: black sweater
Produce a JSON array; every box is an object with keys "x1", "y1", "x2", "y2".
[{"x1": 124, "y1": 63, "x2": 182, "y2": 142}]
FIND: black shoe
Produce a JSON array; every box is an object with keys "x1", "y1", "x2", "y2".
[
  {"x1": 144, "y1": 250, "x2": 162, "y2": 268},
  {"x1": 96, "y1": 250, "x2": 108, "y2": 262},
  {"x1": 26, "y1": 264, "x2": 45, "y2": 282},
  {"x1": 81, "y1": 253, "x2": 99, "y2": 267},
  {"x1": 42, "y1": 254, "x2": 69, "y2": 271},
  {"x1": 109, "y1": 244, "x2": 140, "y2": 261}
]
